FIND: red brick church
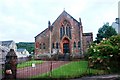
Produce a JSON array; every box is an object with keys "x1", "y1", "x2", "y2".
[{"x1": 35, "y1": 10, "x2": 93, "y2": 58}]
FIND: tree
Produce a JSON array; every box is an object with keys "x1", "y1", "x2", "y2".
[
  {"x1": 95, "y1": 23, "x2": 117, "y2": 43},
  {"x1": 16, "y1": 42, "x2": 35, "y2": 53}
]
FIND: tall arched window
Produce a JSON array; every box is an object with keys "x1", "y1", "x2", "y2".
[
  {"x1": 69, "y1": 27, "x2": 71, "y2": 39},
  {"x1": 56, "y1": 42, "x2": 59, "y2": 49},
  {"x1": 39, "y1": 43, "x2": 41, "y2": 49},
  {"x1": 66, "y1": 27, "x2": 69, "y2": 36},
  {"x1": 60, "y1": 27, "x2": 62, "y2": 39},
  {"x1": 43, "y1": 43, "x2": 45, "y2": 49},
  {"x1": 63, "y1": 27, "x2": 65, "y2": 36},
  {"x1": 52, "y1": 43, "x2": 54, "y2": 48},
  {"x1": 74, "y1": 42, "x2": 76, "y2": 48},
  {"x1": 60, "y1": 20, "x2": 72, "y2": 39},
  {"x1": 78, "y1": 41, "x2": 81, "y2": 48}
]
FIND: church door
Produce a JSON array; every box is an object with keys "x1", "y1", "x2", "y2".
[
  {"x1": 62, "y1": 38, "x2": 70, "y2": 54},
  {"x1": 63, "y1": 43, "x2": 70, "y2": 53}
]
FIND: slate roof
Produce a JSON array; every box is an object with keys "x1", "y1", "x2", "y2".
[
  {"x1": 83, "y1": 33, "x2": 93, "y2": 36},
  {"x1": 16, "y1": 48, "x2": 30, "y2": 58},
  {"x1": 0, "y1": 40, "x2": 14, "y2": 47},
  {"x1": 17, "y1": 48, "x2": 26, "y2": 52}
]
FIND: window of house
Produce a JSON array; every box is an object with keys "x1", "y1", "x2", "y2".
[
  {"x1": 66, "y1": 27, "x2": 69, "y2": 36},
  {"x1": 87, "y1": 41, "x2": 90, "y2": 47},
  {"x1": 56, "y1": 42, "x2": 59, "y2": 49},
  {"x1": 63, "y1": 27, "x2": 65, "y2": 36},
  {"x1": 52, "y1": 43, "x2": 54, "y2": 48},
  {"x1": 39, "y1": 44, "x2": 41, "y2": 49},
  {"x1": 78, "y1": 41, "x2": 81, "y2": 48},
  {"x1": 74, "y1": 42, "x2": 76, "y2": 48},
  {"x1": 69, "y1": 27, "x2": 71, "y2": 39},
  {"x1": 43, "y1": 43, "x2": 45, "y2": 49},
  {"x1": 60, "y1": 20, "x2": 72, "y2": 39},
  {"x1": 60, "y1": 27, "x2": 62, "y2": 39}
]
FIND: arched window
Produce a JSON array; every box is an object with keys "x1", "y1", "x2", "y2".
[
  {"x1": 69, "y1": 27, "x2": 71, "y2": 39},
  {"x1": 60, "y1": 20, "x2": 72, "y2": 39},
  {"x1": 39, "y1": 43, "x2": 42, "y2": 49},
  {"x1": 74, "y1": 42, "x2": 76, "y2": 48},
  {"x1": 66, "y1": 27, "x2": 69, "y2": 36},
  {"x1": 56, "y1": 42, "x2": 59, "y2": 49},
  {"x1": 78, "y1": 41, "x2": 81, "y2": 48},
  {"x1": 43, "y1": 43, "x2": 45, "y2": 49},
  {"x1": 52, "y1": 43, "x2": 54, "y2": 48},
  {"x1": 60, "y1": 27, "x2": 62, "y2": 39},
  {"x1": 63, "y1": 27, "x2": 65, "y2": 36}
]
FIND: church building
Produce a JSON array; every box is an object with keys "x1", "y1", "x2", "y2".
[{"x1": 35, "y1": 10, "x2": 93, "y2": 58}]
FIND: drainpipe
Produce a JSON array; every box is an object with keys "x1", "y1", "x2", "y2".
[
  {"x1": 48, "y1": 21, "x2": 52, "y2": 55},
  {"x1": 48, "y1": 21, "x2": 52, "y2": 77},
  {"x1": 79, "y1": 18, "x2": 83, "y2": 54}
]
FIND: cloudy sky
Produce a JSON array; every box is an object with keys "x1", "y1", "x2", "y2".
[{"x1": 0, "y1": 0, "x2": 119, "y2": 43}]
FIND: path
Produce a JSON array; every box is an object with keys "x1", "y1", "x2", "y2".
[{"x1": 17, "y1": 61, "x2": 69, "y2": 78}]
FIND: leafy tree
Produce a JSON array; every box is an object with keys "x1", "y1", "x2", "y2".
[
  {"x1": 95, "y1": 23, "x2": 117, "y2": 43},
  {"x1": 16, "y1": 42, "x2": 35, "y2": 53}
]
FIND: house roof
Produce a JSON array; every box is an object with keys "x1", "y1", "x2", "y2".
[
  {"x1": 0, "y1": 45, "x2": 8, "y2": 58},
  {"x1": 17, "y1": 48, "x2": 26, "y2": 52},
  {"x1": 0, "y1": 40, "x2": 14, "y2": 46},
  {"x1": 83, "y1": 32, "x2": 93, "y2": 36},
  {"x1": 35, "y1": 10, "x2": 81, "y2": 38}
]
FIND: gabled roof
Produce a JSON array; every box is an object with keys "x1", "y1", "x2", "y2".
[
  {"x1": 35, "y1": 10, "x2": 81, "y2": 38},
  {"x1": 52, "y1": 10, "x2": 80, "y2": 25},
  {"x1": 35, "y1": 28, "x2": 48, "y2": 39}
]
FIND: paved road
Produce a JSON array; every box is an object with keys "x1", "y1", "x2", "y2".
[
  {"x1": 70, "y1": 74, "x2": 120, "y2": 80},
  {"x1": 17, "y1": 61, "x2": 69, "y2": 78}
]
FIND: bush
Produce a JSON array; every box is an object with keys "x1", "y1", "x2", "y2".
[
  {"x1": 87, "y1": 35, "x2": 120, "y2": 73},
  {"x1": 36, "y1": 53, "x2": 51, "y2": 60}
]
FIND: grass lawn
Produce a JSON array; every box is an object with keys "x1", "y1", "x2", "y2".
[
  {"x1": 17, "y1": 60, "x2": 43, "y2": 68},
  {"x1": 31, "y1": 60, "x2": 105, "y2": 79}
]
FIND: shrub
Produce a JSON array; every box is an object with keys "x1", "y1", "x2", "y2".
[{"x1": 87, "y1": 35, "x2": 120, "y2": 73}]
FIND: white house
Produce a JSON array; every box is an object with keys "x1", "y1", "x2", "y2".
[
  {"x1": 0, "y1": 45, "x2": 9, "y2": 62},
  {"x1": 17, "y1": 48, "x2": 30, "y2": 58},
  {"x1": 111, "y1": 18, "x2": 119, "y2": 34}
]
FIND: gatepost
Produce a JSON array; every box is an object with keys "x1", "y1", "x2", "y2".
[{"x1": 4, "y1": 49, "x2": 17, "y2": 79}]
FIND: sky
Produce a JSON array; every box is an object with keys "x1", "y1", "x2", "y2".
[{"x1": 0, "y1": 0, "x2": 119, "y2": 43}]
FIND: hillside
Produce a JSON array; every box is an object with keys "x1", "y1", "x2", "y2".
[{"x1": 16, "y1": 42, "x2": 35, "y2": 53}]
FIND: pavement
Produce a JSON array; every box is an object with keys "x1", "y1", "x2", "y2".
[{"x1": 70, "y1": 74, "x2": 120, "y2": 80}]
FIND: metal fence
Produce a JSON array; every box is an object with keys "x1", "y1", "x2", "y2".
[
  {"x1": 0, "y1": 62, "x2": 5, "y2": 80},
  {"x1": 1, "y1": 53, "x2": 120, "y2": 79},
  {"x1": 16, "y1": 59, "x2": 109, "y2": 79}
]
